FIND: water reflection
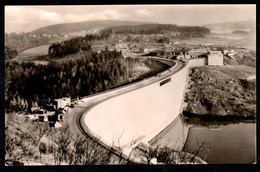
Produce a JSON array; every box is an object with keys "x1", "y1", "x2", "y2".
[
  {"x1": 183, "y1": 113, "x2": 255, "y2": 127},
  {"x1": 148, "y1": 114, "x2": 256, "y2": 164},
  {"x1": 183, "y1": 115, "x2": 256, "y2": 164}
]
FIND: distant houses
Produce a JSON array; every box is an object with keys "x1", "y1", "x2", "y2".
[
  {"x1": 113, "y1": 40, "x2": 225, "y2": 66},
  {"x1": 115, "y1": 43, "x2": 128, "y2": 50},
  {"x1": 31, "y1": 33, "x2": 65, "y2": 39}
]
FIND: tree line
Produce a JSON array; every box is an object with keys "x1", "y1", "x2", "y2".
[
  {"x1": 100, "y1": 24, "x2": 210, "y2": 38},
  {"x1": 48, "y1": 37, "x2": 92, "y2": 58},
  {"x1": 48, "y1": 31, "x2": 112, "y2": 58}
]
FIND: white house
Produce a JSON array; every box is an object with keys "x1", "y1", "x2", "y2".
[
  {"x1": 173, "y1": 41, "x2": 180, "y2": 45},
  {"x1": 223, "y1": 49, "x2": 235, "y2": 55},
  {"x1": 207, "y1": 51, "x2": 223, "y2": 65}
]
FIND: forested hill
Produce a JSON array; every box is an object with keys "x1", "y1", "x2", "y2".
[
  {"x1": 5, "y1": 20, "x2": 152, "y2": 52},
  {"x1": 30, "y1": 20, "x2": 152, "y2": 35},
  {"x1": 100, "y1": 24, "x2": 210, "y2": 37}
]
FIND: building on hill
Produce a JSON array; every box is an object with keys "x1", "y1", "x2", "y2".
[
  {"x1": 173, "y1": 41, "x2": 180, "y2": 45},
  {"x1": 115, "y1": 43, "x2": 128, "y2": 50},
  {"x1": 188, "y1": 49, "x2": 208, "y2": 58},
  {"x1": 223, "y1": 49, "x2": 235, "y2": 55},
  {"x1": 53, "y1": 97, "x2": 71, "y2": 110},
  {"x1": 207, "y1": 51, "x2": 223, "y2": 65}
]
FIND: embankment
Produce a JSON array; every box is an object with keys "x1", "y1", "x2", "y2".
[
  {"x1": 183, "y1": 65, "x2": 256, "y2": 117},
  {"x1": 83, "y1": 59, "x2": 206, "y2": 149}
]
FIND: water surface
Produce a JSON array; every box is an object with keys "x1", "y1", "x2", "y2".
[
  {"x1": 150, "y1": 115, "x2": 256, "y2": 164},
  {"x1": 184, "y1": 121, "x2": 256, "y2": 164}
]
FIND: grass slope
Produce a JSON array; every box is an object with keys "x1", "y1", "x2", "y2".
[{"x1": 184, "y1": 65, "x2": 256, "y2": 117}]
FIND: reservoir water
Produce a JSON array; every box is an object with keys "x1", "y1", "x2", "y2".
[{"x1": 149, "y1": 115, "x2": 256, "y2": 164}]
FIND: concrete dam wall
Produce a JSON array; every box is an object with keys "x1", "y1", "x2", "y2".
[{"x1": 83, "y1": 59, "x2": 206, "y2": 149}]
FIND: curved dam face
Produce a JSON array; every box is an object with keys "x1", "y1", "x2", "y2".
[{"x1": 84, "y1": 59, "x2": 206, "y2": 148}]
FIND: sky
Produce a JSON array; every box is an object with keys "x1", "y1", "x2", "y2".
[{"x1": 5, "y1": 5, "x2": 256, "y2": 33}]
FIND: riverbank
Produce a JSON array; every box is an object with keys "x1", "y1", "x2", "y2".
[{"x1": 183, "y1": 65, "x2": 256, "y2": 118}]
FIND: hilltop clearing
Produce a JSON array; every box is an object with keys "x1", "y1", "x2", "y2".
[{"x1": 184, "y1": 65, "x2": 256, "y2": 118}]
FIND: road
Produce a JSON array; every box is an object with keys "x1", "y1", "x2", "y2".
[{"x1": 64, "y1": 59, "x2": 185, "y2": 161}]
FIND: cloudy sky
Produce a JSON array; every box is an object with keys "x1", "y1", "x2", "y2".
[{"x1": 5, "y1": 5, "x2": 256, "y2": 33}]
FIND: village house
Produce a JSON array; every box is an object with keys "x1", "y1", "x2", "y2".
[
  {"x1": 172, "y1": 41, "x2": 180, "y2": 45},
  {"x1": 53, "y1": 97, "x2": 71, "y2": 110},
  {"x1": 223, "y1": 49, "x2": 235, "y2": 55},
  {"x1": 223, "y1": 49, "x2": 236, "y2": 59},
  {"x1": 144, "y1": 48, "x2": 149, "y2": 53},
  {"x1": 115, "y1": 43, "x2": 128, "y2": 50},
  {"x1": 207, "y1": 51, "x2": 224, "y2": 65}
]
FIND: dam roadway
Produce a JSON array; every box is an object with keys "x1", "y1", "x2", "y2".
[{"x1": 64, "y1": 58, "x2": 206, "y2": 161}]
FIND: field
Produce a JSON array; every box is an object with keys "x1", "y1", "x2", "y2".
[
  {"x1": 20, "y1": 44, "x2": 50, "y2": 55},
  {"x1": 12, "y1": 45, "x2": 50, "y2": 62}
]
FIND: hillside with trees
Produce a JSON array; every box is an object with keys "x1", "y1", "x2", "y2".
[
  {"x1": 48, "y1": 32, "x2": 112, "y2": 58},
  {"x1": 5, "y1": 32, "x2": 52, "y2": 53},
  {"x1": 5, "y1": 49, "x2": 169, "y2": 112},
  {"x1": 5, "y1": 50, "x2": 122, "y2": 111},
  {"x1": 100, "y1": 24, "x2": 210, "y2": 38},
  {"x1": 30, "y1": 20, "x2": 151, "y2": 36},
  {"x1": 5, "y1": 21, "x2": 149, "y2": 53}
]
